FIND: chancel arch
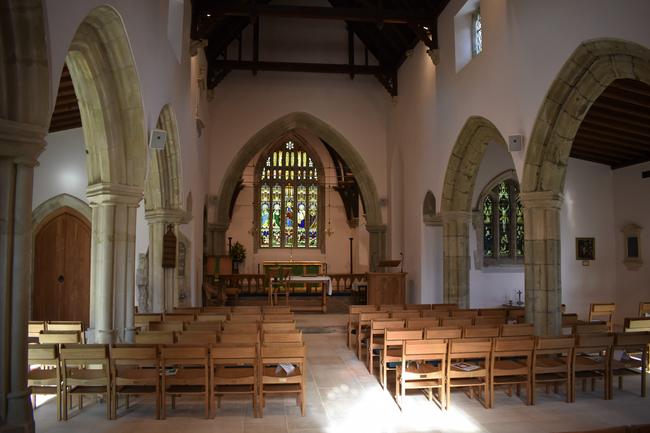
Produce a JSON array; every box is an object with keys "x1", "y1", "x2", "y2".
[
  {"x1": 522, "y1": 38, "x2": 650, "y2": 335},
  {"x1": 212, "y1": 112, "x2": 386, "y2": 271},
  {"x1": 64, "y1": 5, "x2": 147, "y2": 344},
  {"x1": 143, "y1": 104, "x2": 185, "y2": 313},
  {"x1": 440, "y1": 116, "x2": 510, "y2": 308}
]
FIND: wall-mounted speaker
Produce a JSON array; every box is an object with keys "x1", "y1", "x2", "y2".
[
  {"x1": 508, "y1": 134, "x2": 524, "y2": 152},
  {"x1": 149, "y1": 129, "x2": 167, "y2": 150}
]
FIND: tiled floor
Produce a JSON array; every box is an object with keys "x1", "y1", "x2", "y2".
[{"x1": 34, "y1": 315, "x2": 650, "y2": 433}]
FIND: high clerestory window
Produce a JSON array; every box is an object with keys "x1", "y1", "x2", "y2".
[
  {"x1": 471, "y1": 8, "x2": 483, "y2": 56},
  {"x1": 481, "y1": 178, "x2": 523, "y2": 264},
  {"x1": 257, "y1": 138, "x2": 323, "y2": 249}
]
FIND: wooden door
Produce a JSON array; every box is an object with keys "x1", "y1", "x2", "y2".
[{"x1": 33, "y1": 207, "x2": 91, "y2": 326}]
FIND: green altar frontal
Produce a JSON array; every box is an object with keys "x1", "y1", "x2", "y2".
[{"x1": 263, "y1": 261, "x2": 324, "y2": 294}]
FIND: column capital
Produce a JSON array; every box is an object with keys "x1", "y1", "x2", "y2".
[
  {"x1": 365, "y1": 224, "x2": 387, "y2": 234},
  {"x1": 145, "y1": 207, "x2": 185, "y2": 224},
  {"x1": 87, "y1": 183, "x2": 143, "y2": 207},
  {"x1": 519, "y1": 191, "x2": 563, "y2": 209},
  {"x1": 0, "y1": 117, "x2": 47, "y2": 162}
]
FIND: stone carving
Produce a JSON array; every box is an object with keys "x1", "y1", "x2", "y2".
[{"x1": 136, "y1": 252, "x2": 149, "y2": 312}]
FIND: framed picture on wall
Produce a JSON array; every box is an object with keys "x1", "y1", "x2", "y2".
[{"x1": 576, "y1": 237, "x2": 595, "y2": 261}]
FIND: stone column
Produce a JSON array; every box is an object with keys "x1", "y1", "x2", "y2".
[
  {"x1": 145, "y1": 208, "x2": 184, "y2": 313},
  {"x1": 520, "y1": 191, "x2": 563, "y2": 336},
  {"x1": 0, "y1": 119, "x2": 46, "y2": 433},
  {"x1": 442, "y1": 211, "x2": 472, "y2": 308},
  {"x1": 207, "y1": 223, "x2": 228, "y2": 256},
  {"x1": 86, "y1": 183, "x2": 141, "y2": 343},
  {"x1": 366, "y1": 224, "x2": 387, "y2": 272}
]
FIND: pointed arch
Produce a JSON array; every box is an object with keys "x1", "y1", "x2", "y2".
[
  {"x1": 65, "y1": 5, "x2": 147, "y2": 188},
  {"x1": 145, "y1": 104, "x2": 183, "y2": 211}
]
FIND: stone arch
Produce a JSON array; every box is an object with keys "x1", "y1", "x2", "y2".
[
  {"x1": 66, "y1": 5, "x2": 147, "y2": 188},
  {"x1": 143, "y1": 104, "x2": 184, "y2": 313},
  {"x1": 521, "y1": 38, "x2": 650, "y2": 335},
  {"x1": 440, "y1": 116, "x2": 509, "y2": 308},
  {"x1": 213, "y1": 111, "x2": 386, "y2": 270},
  {"x1": 422, "y1": 190, "x2": 437, "y2": 225},
  {"x1": 32, "y1": 193, "x2": 91, "y2": 228},
  {"x1": 62, "y1": 5, "x2": 147, "y2": 343}
]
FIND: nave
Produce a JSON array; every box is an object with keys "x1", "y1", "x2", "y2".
[{"x1": 31, "y1": 313, "x2": 650, "y2": 433}]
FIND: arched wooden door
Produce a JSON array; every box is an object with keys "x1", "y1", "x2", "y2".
[{"x1": 33, "y1": 207, "x2": 91, "y2": 326}]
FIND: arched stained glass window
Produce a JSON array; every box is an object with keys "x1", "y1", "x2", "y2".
[
  {"x1": 481, "y1": 179, "x2": 523, "y2": 264},
  {"x1": 471, "y1": 8, "x2": 483, "y2": 57},
  {"x1": 257, "y1": 139, "x2": 322, "y2": 249}
]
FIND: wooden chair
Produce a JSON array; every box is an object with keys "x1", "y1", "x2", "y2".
[
  {"x1": 356, "y1": 311, "x2": 390, "y2": 359},
  {"x1": 562, "y1": 313, "x2": 580, "y2": 335},
  {"x1": 28, "y1": 321, "x2": 46, "y2": 341},
  {"x1": 196, "y1": 313, "x2": 227, "y2": 322},
  {"x1": 432, "y1": 303, "x2": 459, "y2": 311},
  {"x1": 39, "y1": 330, "x2": 82, "y2": 345},
  {"x1": 508, "y1": 308, "x2": 526, "y2": 324},
  {"x1": 260, "y1": 344, "x2": 306, "y2": 416},
  {"x1": 404, "y1": 304, "x2": 432, "y2": 311},
  {"x1": 625, "y1": 317, "x2": 650, "y2": 333},
  {"x1": 425, "y1": 327, "x2": 463, "y2": 340},
  {"x1": 500, "y1": 323, "x2": 534, "y2": 337},
  {"x1": 367, "y1": 319, "x2": 405, "y2": 374},
  {"x1": 60, "y1": 344, "x2": 110, "y2": 420},
  {"x1": 134, "y1": 331, "x2": 175, "y2": 344},
  {"x1": 222, "y1": 321, "x2": 259, "y2": 334},
  {"x1": 110, "y1": 345, "x2": 160, "y2": 419},
  {"x1": 531, "y1": 336, "x2": 575, "y2": 404},
  {"x1": 163, "y1": 313, "x2": 196, "y2": 323},
  {"x1": 347, "y1": 305, "x2": 379, "y2": 348},
  {"x1": 232, "y1": 306, "x2": 262, "y2": 314},
  {"x1": 490, "y1": 336, "x2": 535, "y2": 407},
  {"x1": 573, "y1": 323, "x2": 610, "y2": 335},
  {"x1": 390, "y1": 310, "x2": 422, "y2": 319},
  {"x1": 160, "y1": 345, "x2": 210, "y2": 419},
  {"x1": 263, "y1": 331, "x2": 303, "y2": 345},
  {"x1": 173, "y1": 307, "x2": 201, "y2": 314},
  {"x1": 441, "y1": 318, "x2": 473, "y2": 327},
  {"x1": 149, "y1": 321, "x2": 183, "y2": 332},
  {"x1": 261, "y1": 321, "x2": 296, "y2": 332},
  {"x1": 202, "y1": 306, "x2": 231, "y2": 315},
  {"x1": 451, "y1": 309, "x2": 479, "y2": 319},
  {"x1": 421, "y1": 310, "x2": 450, "y2": 319},
  {"x1": 479, "y1": 308, "x2": 508, "y2": 318},
  {"x1": 268, "y1": 267, "x2": 291, "y2": 306},
  {"x1": 474, "y1": 316, "x2": 505, "y2": 326},
  {"x1": 406, "y1": 318, "x2": 440, "y2": 330},
  {"x1": 219, "y1": 333, "x2": 260, "y2": 345},
  {"x1": 28, "y1": 344, "x2": 61, "y2": 420},
  {"x1": 380, "y1": 328, "x2": 423, "y2": 390},
  {"x1": 610, "y1": 332, "x2": 650, "y2": 398},
  {"x1": 210, "y1": 343, "x2": 259, "y2": 417},
  {"x1": 639, "y1": 302, "x2": 650, "y2": 317},
  {"x1": 589, "y1": 303, "x2": 616, "y2": 331},
  {"x1": 263, "y1": 305, "x2": 292, "y2": 314},
  {"x1": 263, "y1": 313, "x2": 295, "y2": 321},
  {"x1": 446, "y1": 338, "x2": 492, "y2": 409},
  {"x1": 228, "y1": 313, "x2": 262, "y2": 322},
  {"x1": 177, "y1": 331, "x2": 219, "y2": 345},
  {"x1": 396, "y1": 339, "x2": 447, "y2": 409},
  {"x1": 185, "y1": 321, "x2": 223, "y2": 332},
  {"x1": 134, "y1": 314, "x2": 163, "y2": 331},
  {"x1": 46, "y1": 322, "x2": 85, "y2": 343},
  {"x1": 573, "y1": 333, "x2": 613, "y2": 401},
  {"x1": 378, "y1": 304, "x2": 406, "y2": 312},
  {"x1": 463, "y1": 325, "x2": 499, "y2": 338}
]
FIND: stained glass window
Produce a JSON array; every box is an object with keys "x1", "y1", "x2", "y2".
[
  {"x1": 257, "y1": 139, "x2": 321, "y2": 249},
  {"x1": 471, "y1": 9, "x2": 482, "y2": 57},
  {"x1": 481, "y1": 179, "x2": 523, "y2": 264}
]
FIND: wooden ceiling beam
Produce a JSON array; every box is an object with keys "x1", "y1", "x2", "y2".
[
  {"x1": 583, "y1": 113, "x2": 650, "y2": 137},
  {"x1": 569, "y1": 146, "x2": 628, "y2": 165},
  {"x1": 210, "y1": 59, "x2": 382, "y2": 75},
  {"x1": 571, "y1": 142, "x2": 646, "y2": 161},
  {"x1": 610, "y1": 79, "x2": 650, "y2": 97},
  {"x1": 575, "y1": 131, "x2": 649, "y2": 153},
  {"x1": 598, "y1": 89, "x2": 650, "y2": 108},
  {"x1": 578, "y1": 124, "x2": 649, "y2": 146},
  {"x1": 590, "y1": 100, "x2": 650, "y2": 122}
]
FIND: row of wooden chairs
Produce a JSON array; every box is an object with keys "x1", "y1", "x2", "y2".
[
  {"x1": 28, "y1": 338, "x2": 307, "y2": 421},
  {"x1": 135, "y1": 328, "x2": 304, "y2": 346},
  {"x1": 29, "y1": 321, "x2": 84, "y2": 342},
  {"x1": 136, "y1": 308, "x2": 293, "y2": 331},
  {"x1": 367, "y1": 330, "x2": 650, "y2": 411}
]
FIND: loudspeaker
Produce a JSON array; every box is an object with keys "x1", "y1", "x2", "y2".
[
  {"x1": 508, "y1": 134, "x2": 524, "y2": 152},
  {"x1": 149, "y1": 129, "x2": 167, "y2": 150}
]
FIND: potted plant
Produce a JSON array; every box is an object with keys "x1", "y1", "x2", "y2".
[{"x1": 230, "y1": 241, "x2": 246, "y2": 274}]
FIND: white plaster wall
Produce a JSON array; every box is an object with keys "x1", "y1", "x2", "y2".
[
  {"x1": 560, "y1": 158, "x2": 617, "y2": 321},
  {"x1": 613, "y1": 161, "x2": 650, "y2": 321},
  {"x1": 389, "y1": 0, "x2": 650, "y2": 305},
  {"x1": 33, "y1": 128, "x2": 88, "y2": 208}
]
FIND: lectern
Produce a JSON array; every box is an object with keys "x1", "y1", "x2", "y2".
[{"x1": 366, "y1": 259, "x2": 406, "y2": 305}]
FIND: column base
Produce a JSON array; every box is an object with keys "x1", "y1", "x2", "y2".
[
  {"x1": 124, "y1": 327, "x2": 136, "y2": 343},
  {"x1": 4, "y1": 390, "x2": 34, "y2": 433},
  {"x1": 95, "y1": 328, "x2": 116, "y2": 344}
]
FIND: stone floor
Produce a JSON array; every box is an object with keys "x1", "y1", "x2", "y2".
[{"x1": 34, "y1": 314, "x2": 650, "y2": 433}]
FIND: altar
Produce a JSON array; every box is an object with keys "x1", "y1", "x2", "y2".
[{"x1": 263, "y1": 261, "x2": 329, "y2": 312}]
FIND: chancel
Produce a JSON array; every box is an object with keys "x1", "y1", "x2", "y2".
[{"x1": 2, "y1": 1, "x2": 650, "y2": 433}]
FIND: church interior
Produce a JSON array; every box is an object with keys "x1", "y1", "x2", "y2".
[{"x1": 2, "y1": 1, "x2": 650, "y2": 432}]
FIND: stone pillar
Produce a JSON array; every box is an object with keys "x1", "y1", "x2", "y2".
[
  {"x1": 366, "y1": 224, "x2": 387, "y2": 272},
  {"x1": 0, "y1": 119, "x2": 46, "y2": 433},
  {"x1": 442, "y1": 211, "x2": 472, "y2": 308},
  {"x1": 86, "y1": 183, "x2": 141, "y2": 343},
  {"x1": 207, "y1": 223, "x2": 228, "y2": 256},
  {"x1": 520, "y1": 191, "x2": 563, "y2": 336},
  {"x1": 145, "y1": 208, "x2": 184, "y2": 313}
]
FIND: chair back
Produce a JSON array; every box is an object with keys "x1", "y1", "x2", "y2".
[
  {"x1": 406, "y1": 318, "x2": 440, "y2": 329},
  {"x1": 219, "y1": 332, "x2": 259, "y2": 345},
  {"x1": 534, "y1": 336, "x2": 575, "y2": 355},
  {"x1": 261, "y1": 321, "x2": 296, "y2": 332},
  {"x1": 134, "y1": 314, "x2": 163, "y2": 330},
  {"x1": 196, "y1": 313, "x2": 227, "y2": 322},
  {"x1": 29, "y1": 344, "x2": 59, "y2": 364},
  {"x1": 263, "y1": 313, "x2": 295, "y2": 321},
  {"x1": 263, "y1": 331, "x2": 303, "y2": 344},
  {"x1": 38, "y1": 330, "x2": 82, "y2": 344},
  {"x1": 28, "y1": 321, "x2": 46, "y2": 338},
  {"x1": 493, "y1": 336, "x2": 535, "y2": 357},
  {"x1": 404, "y1": 304, "x2": 431, "y2": 311},
  {"x1": 261, "y1": 343, "x2": 306, "y2": 364},
  {"x1": 263, "y1": 305, "x2": 292, "y2": 314},
  {"x1": 149, "y1": 321, "x2": 183, "y2": 332},
  {"x1": 378, "y1": 304, "x2": 405, "y2": 311},
  {"x1": 421, "y1": 310, "x2": 449, "y2": 319},
  {"x1": 211, "y1": 343, "x2": 257, "y2": 363},
  {"x1": 177, "y1": 331, "x2": 219, "y2": 345},
  {"x1": 201, "y1": 306, "x2": 231, "y2": 314},
  {"x1": 431, "y1": 303, "x2": 459, "y2": 310},
  {"x1": 478, "y1": 308, "x2": 507, "y2": 318},
  {"x1": 425, "y1": 326, "x2": 462, "y2": 340},
  {"x1": 134, "y1": 331, "x2": 175, "y2": 344},
  {"x1": 163, "y1": 313, "x2": 195, "y2": 322},
  {"x1": 403, "y1": 339, "x2": 447, "y2": 360},
  {"x1": 639, "y1": 302, "x2": 650, "y2": 317},
  {"x1": 575, "y1": 333, "x2": 614, "y2": 352},
  {"x1": 60, "y1": 344, "x2": 109, "y2": 372},
  {"x1": 441, "y1": 318, "x2": 473, "y2": 327},
  {"x1": 358, "y1": 311, "x2": 390, "y2": 324},
  {"x1": 46, "y1": 321, "x2": 84, "y2": 332},
  {"x1": 573, "y1": 323, "x2": 609, "y2": 335},
  {"x1": 451, "y1": 309, "x2": 478, "y2": 318},
  {"x1": 173, "y1": 307, "x2": 201, "y2": 314},
  {"x1": 474, "y1": 316, "x2": 505, "y2": 326},
  {"x1": 500, "y1": 323, "x2": 534, "y2": 337},
  {"x1": 624, "y1": 317, "x2": 650, "y2": 333},
  {"x1": 463, "y1": 325, "x2": 499, "y2": 338},
  {"x1": 390, "y1": 310, "x2": 422, "y2": 319},
  {"x1": 161, "y1": 345, "x2": 209, "y2": 367},
  {"x1": 384, "y1": 328, "x2": 423, "y2": 347},
  {"x1": 185, "y1": 321, "x2": 222, "y2": 332},
  {"x1": 228, "y1": 313, "x2": 262, "y2": 322},
  {"x1": 222, "y1": 321, "x2": 259, "y2": 333},
  {"x1": 588, "y1": 303, "x2": 615, "y2": 331}
]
